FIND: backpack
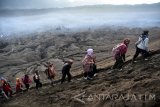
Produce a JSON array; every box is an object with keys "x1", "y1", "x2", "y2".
[
  {"x1": 136, "y1": 35, "x2": 147, "y2": 46},
  {"x1": 112, "y1": 43, "x2": 124, "y2": 56}
]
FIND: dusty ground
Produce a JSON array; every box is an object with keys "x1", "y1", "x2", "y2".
[
  {"x1": 0, "y1": 26, "x2": 160, "y2": 84},
  {"x1": 1, "y1": 49, "x2": 160, "y2": 107}
]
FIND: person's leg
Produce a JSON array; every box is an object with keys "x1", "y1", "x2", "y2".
[
  {"x1": 117, "y1": 56, "x2": 124, "y2": 69},
  {"x1": 4, "y1": 90, "x2": 8, "y2": 97},
  {"x1": 36, "y1": 82, "x2": 39, "y2": 89},
  {"x1": 49, "y1": 77, "x2": 53, "y2": 85},
  {"x1": 61, "y1": 72, "x2": 66, "y2": 84},
  {"x1": 87, "y1": 71, "x2": 94, "y2": 79},
  {"x1": 25, "y1": 84, "x2": 29, "y2": 91},
  {"x1": 93, "y1": 64, "x2": 97, "y2": 74},
  {"x1": 141, "y1": 50, "x2": 150, "y2": 59},
  {"x1": 1, "y1": 90, "x2": 9, "y2": 99},
  {"x1": 39, "y1": 82, "x2": 42, "y2": 88},
  {"x1": 84, "y1": 72, "x2": 88, "y2": 78},
  {"x1": 67, "y1": 72, "x2": 72, "y2": 82},
  {"x1": 133, "y1": 47, "x2": 141, "y2": 61},
  {"x1": 9, "y1": 90, "x2": 13, "y2": 97},
  {"x1": 112, "y1": 58, "x2": 119, "y2": 69}
]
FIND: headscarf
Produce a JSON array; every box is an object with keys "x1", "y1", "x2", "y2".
[{"x1": 87, "y1": 48, "x2": 93, "y2": 56}]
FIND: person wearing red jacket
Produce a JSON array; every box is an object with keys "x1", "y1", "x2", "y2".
[
  {"x1": 16, "y1": 78, "x2": 23, "y2": 93},
  {"x1": 1, "y1": 79, "x2": 13, "y2": 97},
  {"x1": 112, "y1": 38, "x2": 130, "y2": 70}
]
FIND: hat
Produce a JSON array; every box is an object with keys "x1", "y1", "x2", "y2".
[
  {"x1": 143, "y1": 30, "x2": 149, "y2": 35},
  {"x1": 87, "y1": 48, "x2": 93, "y2": 56}
]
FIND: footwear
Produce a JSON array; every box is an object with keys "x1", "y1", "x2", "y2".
[
  {"x1": 108, "y1": 70, "x2": 113, "y2": 74},
  {"x1": 118, "y1": 69, "x2": 123, "y2": 71},
  {"x1": 87, "y1": 77, "x2": 93, "y2": 80},
  {"x1": 145, "y1": 58, "x2": 148, "y2": 61},
  {"x1": 84, "y1": 77, "x2": 87, "y2": 80},
  {"x1": 133, "y1": 60, "x2": 137, "y2": 63},
  {"x1": 94, "y1": 74, "x2": 97, "y2": 77}
]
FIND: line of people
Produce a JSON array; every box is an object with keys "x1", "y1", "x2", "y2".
[
  {"x1": 0, "y1": 30, "x2": 150, "y2": 100},
  {"x1": 111, "y1": 30, "x2": 150, "y2": 71}
]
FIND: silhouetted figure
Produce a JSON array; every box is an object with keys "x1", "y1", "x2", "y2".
[
  {"x1": 22, "y1": 74, "x2": 31, "y2": 91},
  {"x1": 61, "y1": 59, "x2": 73, "y2": 84},
  {"x1": 33, "y1": 71, "x2": 42, "y2": 90}
]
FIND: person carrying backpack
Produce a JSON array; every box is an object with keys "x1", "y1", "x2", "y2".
[
  {"x1": 61, "y1": 59, "x2": 73, "y2": 84},
  {"x1": 82, "y1": 48, "x2": 97, "y2": 80},
  {"x1": 45, "y1": 63, "x2": 56, "y2": 85},
  {"x1": 22, "y1": 74, "x2": 32, "y2": 91},
  {"x1": 16, "y1": 78, "x2": 23, "y2": 93},
  {"x1": 133, "y1": 30, "x2": 150, "y2": 62},
  {"x1": 33, "y1": 71, "x2": 42, "y2": 90},
  {"x1": 112, "y1": 38, "x2": 130, "y2": 70}
]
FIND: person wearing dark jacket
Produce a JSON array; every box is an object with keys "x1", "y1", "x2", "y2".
[
  {"x1": 22, "y1": 74, "x2": 31, "y2": 91},
  {"x1": 61, "y1": 59, "x2": 73, "y2": 84},
  {"x1": 33, "y1": 71, "x2": 42, "y2": 90}
]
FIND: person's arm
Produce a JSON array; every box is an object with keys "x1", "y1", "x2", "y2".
[
  {"x1": 122, "y1": 54, "x2": 125, "y2": 61},
  {"x1": 135, "y1": 36, "x2": 141, "y2": 45}
]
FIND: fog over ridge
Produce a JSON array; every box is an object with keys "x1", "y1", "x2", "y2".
[{"x1": 0, "y1": 3, "x2": 160, "y2": 37}]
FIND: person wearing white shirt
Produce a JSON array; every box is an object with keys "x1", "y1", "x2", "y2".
[{"x1": 133, "y1": 30, "x2": 150, "y2": 62}]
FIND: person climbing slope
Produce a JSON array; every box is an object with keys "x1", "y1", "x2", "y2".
[
  {"x1": 45, "y1": 63, "x2": 56, "y2": 85},
  {"x1": 33, "y1": 71, "x2": 42, "y2": 90},
  {"x1": 61, "y1": 59, "x2": 73, "y2": 84},
  {"x1": 133, "y1": 30, "x2": 150, "y2": 62},
  {"x1": 82, "y1": 48, "x2": 97, "y2": 80},
  {"x1": 16, "y1": 78, "x2": 23, "y2": 93},
  {"x1": 1, "y1": 78, "x2": 13, "y2": 97},
  {"x1": 22, "y1": 74, "x2": 32, "y2": 91},
  {"x1": 112, "y1": 38, "x2": 130, "y2": 70}
]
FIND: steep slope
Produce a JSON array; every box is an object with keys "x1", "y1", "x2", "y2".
[
  {"x1": 1, "y1": 50, "x2": 160, "y2": 107},
  {"x1": 0, "y1": 27, "x2": 160, "y2": 87}
]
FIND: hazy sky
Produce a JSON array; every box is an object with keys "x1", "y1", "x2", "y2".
[{"x1": 0, "y1": 0, "x2": 160, "y2": 9}]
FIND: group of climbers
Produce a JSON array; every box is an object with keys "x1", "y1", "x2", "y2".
[{"x1": 0, "y1": 30, "x2": 150, "y2": 100}]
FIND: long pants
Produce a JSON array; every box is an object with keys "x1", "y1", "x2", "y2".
[
  {"x1": 84, "y1": 71, "x2": 93, "y2": 78},
  {"x1": 133, "y1": 47, "x2": 149, "y2": 60},
  {"x1": 35, "y1": 81, "x2": 42, "y2": 89},
  {"x1": 61, "y1": 71, "x2": 71, "y2": 83},
  {"x1": 113, "y1": 55, "x2": 125, "y2": 69},
  {"x1": 4, "y1": 90, "x2": 12, "y2": 97},
  {"x1": 1, "y1": 90, "x2": 9, "y2": 99},
  {"x1": 84, "y1": 64, "x2": 97, "y2": 78},
  {"x1": 25, "y1": 84, "x2": 30, "y2": 91}
]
